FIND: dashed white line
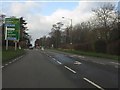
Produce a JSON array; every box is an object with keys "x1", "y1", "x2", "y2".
[
  {"x1": 5, "y1": 64, "x2": 8, "y2": 66},
  {"x1": 99, "y1": 63, "x2": 105, "y2": 65},
  {"x1": 83, "y1": 78, "x2": 104, "y2": 90},
  {"x1": 56, "y1": 61, "x2": 62, "y2": 64},
  {"x1": 2, "y1": 55, "x2": 24, "y2": 68},
  {"x1": 1, "y1": 66, "x2": 4, "y2": 68},
  {"x1": 64, "y1": 66, "x2": 76, "y2": 74},
  {"x1": 52, "y1": 58, "x2": 56, "y2": 60},
  {"x1": 20, "y1": 56, "x2": 23, "y2": 58},
  {"x1": 9, "y1": 62, "x2": 12, "y2": 64},
  {"x1": 14, "y1": 59, "x2": 17, "y2": 60},
  {"x1": 12, "y1": 60, "x2": 15, "y2": 62},
  {"x1": 110, "y1": 62, "x2": 120, "y2": 65}
]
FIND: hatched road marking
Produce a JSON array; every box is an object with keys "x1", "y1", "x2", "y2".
[{"x1": 74, "y1": 61, "x2": 82, "y2": 65}]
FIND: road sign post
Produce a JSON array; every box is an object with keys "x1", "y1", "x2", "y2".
[
  {"x1": 6, "y1": 40, "x2": 8, "y2": 50},
  {"x1": 15, "y1": 41, "x2": 17, "y2": 51},
  {"x1": 5, "y1": 18, "x2": 20, "y2": 50}
]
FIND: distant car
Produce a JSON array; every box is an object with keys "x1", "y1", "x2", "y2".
[
  {"x1": 29, "y1": 46, "x2": 33, "y2": 50},
  {"x1": 41, "y1": 47, "x2": 44, "y2": 50}
]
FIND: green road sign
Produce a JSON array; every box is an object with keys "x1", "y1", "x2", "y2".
[{"x1": 5, "y1": 18, "x2": 20, "y2": 41}]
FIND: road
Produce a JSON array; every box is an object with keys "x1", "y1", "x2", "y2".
[{"x1": 2, "y1": 49, "x2": 119, "y2": 89}]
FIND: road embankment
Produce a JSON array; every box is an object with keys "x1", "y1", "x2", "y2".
[{"x1": 2, "y1": 49, "x2": 25, "y2": 63}]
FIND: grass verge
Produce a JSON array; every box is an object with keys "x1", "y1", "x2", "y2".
[
  {"x1": 2, "y1": 49, "x2": 25, "y2": 63},
  {"x1": 56, "y1": 49, "x2": 119, "y2": 60}
]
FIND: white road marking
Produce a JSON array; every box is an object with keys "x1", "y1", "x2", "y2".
[
  {"x1": 56, "y1": 61, "x2": 62, "y2": 64},
  {"x1": 1, "y1": 66, "x2": 4, "y2": 68},
  {"x1": 20, "y1": 56, "x2": 23, "y2": 58},
  {"x1": 52, "y1": 58, "x2": 56, "y2": 60},
  {"x1": 1, "y1": 55, "x2": 24, "y2": 68},
  {"x1": 74, "y1": 61, "x2": 82, "y2": 65},
  {"x1": 78, "y1": 56, "x2": 85, "y2": 58},
  {"x1": 110, "y1": 62, "x2": 120, "y2": 65},
  {"x1": 5, "y1": 64, "x2": 8, "y2": 66},
  {"x1": 49, "y1": 56, "x2": 52, "y2": 58},
  {"x1": 12, "y1": 60, "x2": 15, "y2": 62},
  {"x1": 64, "y1": 66, "x2": 76, "y2": 74},
  {"x1": 14, "y1": 59, "x2": 17, "y2": 60},
  {"x1": 16, "y1": 56, "x2": 23, "y2": 60},
  {"x1": 9, "y1": 62, "x2": 12, "y2": 64},
  {"x1": 83, "y1": 78, "x2": 104, "y2": 90},
  {"x1": 99, "y1": 63, "x2": 105, "y2": 65}
]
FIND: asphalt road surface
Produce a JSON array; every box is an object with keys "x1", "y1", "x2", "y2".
[{"x1": 2, "y1": 49, "x2": 119, "y2": 89}]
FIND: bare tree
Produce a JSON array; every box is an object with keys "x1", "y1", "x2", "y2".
[{"x1": 92, "y1": 3, "x2": 116, "y2": 42}]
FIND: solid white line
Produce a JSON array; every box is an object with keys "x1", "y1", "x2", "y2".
[
  {"x1": 64, "y1": 66, "x2": 76, "y2": 74},
  {"x1": 83, "y1": 78, "x2": 104, "y2": 90},
  {"x1": 57, "y1": 61, "x2": 62, "y2": 64}
]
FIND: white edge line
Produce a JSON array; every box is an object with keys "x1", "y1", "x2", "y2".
[
  {"x1": 1, "y1": 66, "x2": 4, "y2": 68},
  {"x1": 2, "y1": 55, "x2": 24, "y2": 68},
  {"x1": 14, "y1": 55, "x2": 23, "y2": 61},
  {"x1": 83, "y1": 78, "x2": 104, "y2": 90},
  {"x1": 9, "y1": 62, "x2": 12, "y2": 64},
  {"x1": 57, "y1": 61, "x2": 62, "y2": 64},
  {"x1": 64, "y1": 66, "x2": 76, "y2": 74},
  {"x1": 99, "y1": 63, "x2": 105, "y2": 65},
  {"x1": 110, "y1": 62, "x2": 120, "y2": 65},
  {"x1": 12, "y1": 60, "x2": 15, "y2": 62},
  {"x1": 5, "y1": 64, "x2": 8, "y2": 66}
]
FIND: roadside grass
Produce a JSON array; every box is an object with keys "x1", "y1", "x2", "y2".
[
  {"x1": 55, "y1": 49, "x2": 119, "y2": 60},
  {"x1": 2, "y1": 48, "x2": 25, "y2": 63},
  {"x1": 0, "y1": 50, "x2": 2, "y2": 63}
]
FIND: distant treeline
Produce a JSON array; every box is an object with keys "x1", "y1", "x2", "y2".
[{"x1": 36, "y1": 3, "x2": 120, "y2": 55}]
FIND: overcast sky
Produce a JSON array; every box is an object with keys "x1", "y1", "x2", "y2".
[{"x1": 1, "y1": 0, "x2": 119, "y2": 45}]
